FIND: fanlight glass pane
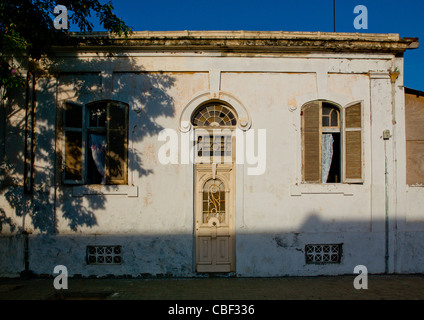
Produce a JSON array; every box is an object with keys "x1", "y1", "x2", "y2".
[
  {"x1": 88, "y1": 104, "x2": 107, "y2": 128},
  {"x1": 202, "y1": 179, "x2": 225, "y2": 224},
  {"x1": 192, "y1": 104, "x2": 237, "y2": 127},
  {"x1": 322, "y1": 104, "x2": 340, "y2": 128},
  {"x1": 330, "y1": 109, "x2": 339, "y2": 127}
]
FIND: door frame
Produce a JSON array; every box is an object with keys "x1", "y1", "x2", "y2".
[
  {"x1": 194, "y1": 164, "x2": 235, "y2": 273},
  {"x1": 180, "y1": 95, "x2": 250, "y2": 274}
]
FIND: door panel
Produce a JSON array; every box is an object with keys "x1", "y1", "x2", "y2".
[
  {"x1": 197, "y1": 237, "x2": 212, "y2": 264},
  {"x1": 216, "y1": 236, "x2": 230, "y2": 264}
]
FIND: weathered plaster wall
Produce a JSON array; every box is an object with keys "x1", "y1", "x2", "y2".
[
  {"x1": 0, "y1": 234, "x2": 25, "y2": 277},
  {"x1": 28, "y1": 234, "x2": 194, "y2": 277},
  {"x1": 220, "y1": 65, "x2": 380, "y2": 276},
  {"x1": 1, "y1": 48, "x2": 423, "y2": 277}
]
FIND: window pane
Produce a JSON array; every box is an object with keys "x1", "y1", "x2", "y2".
[
  {"x1": 88, "y1": 105, "x2": 107, "y2": 128},
  {"x1": 330, "y1": 109, "x2": 339, "y2": 127},
  {"x1": 197, "y1": 135, "x2": 209, "y2": 158},
  {"x1": 202, "y1": 179, "x2": 225, "y2": 224},
  {"x1": 322, "y1": 106, "x2": 331, "y2": 116},
  {"x1": 322, "y1": 105, "x2": 339, "y2": 128},
  {"x1": 322, "y1": 116, "x2": 330, "y2": 127},
  {"x1": 65, "y1": 104, "x2": 82, "y2": 128},
  {"x1": 64, "y1": 131, "x2": 82, "y2": 180},
  {"x1": 108, "y1": 103, "x2": 126, "y2": 130},
  {"x1": 196, "y1": 134, "x2": 232, "y2": 163}
]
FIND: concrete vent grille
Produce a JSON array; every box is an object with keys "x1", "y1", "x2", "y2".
[
  {"x1": 87, "y1": 245, "x2": 122, "y2": 265},
  {"x1": 305, "y1": 244, "x2": 342, "y2": 264}
]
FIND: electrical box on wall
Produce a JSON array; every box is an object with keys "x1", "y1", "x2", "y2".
[{"x1": 383, "y1": 130, "x2": 391, "y2": 140}]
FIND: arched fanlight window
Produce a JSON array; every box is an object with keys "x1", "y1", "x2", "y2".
[
  {"x1": 192, "y1": 103, "x2": 237, "y2": 127},
  {"x1": 322, "y1": 104, "x2": 340, "y2": 128},
  {"x1": 202, "y1": 179, "x2": 226, "y2": 224}
]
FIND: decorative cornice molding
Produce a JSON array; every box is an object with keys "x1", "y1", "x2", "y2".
[{"x1": 53, "y1": 31, "x2": 419, "y2": 55}]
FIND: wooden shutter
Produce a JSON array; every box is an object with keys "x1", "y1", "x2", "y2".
[
  {"x1": 64, "y1": 103, "x2": 84, "y2": 183},
  {"x1": 106, "y1": 102, "x2": 128, "y2": 184},
  {"x1": 344, "y1": 102, "x2": 363, "y2": 182},
  {"x1": 302, "y1": 102, "x2": 321, "y2": 183}
]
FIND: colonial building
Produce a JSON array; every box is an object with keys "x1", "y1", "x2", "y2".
[{"x1": 0, "y1": 31, "x2": 421, "y2": 277}]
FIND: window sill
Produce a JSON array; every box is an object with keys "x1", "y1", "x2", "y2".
[
  {"x1": 290, "y1": 183, "x2": 361, "y2": 196},
  {"x1": 72, "y1": 185, "x2": 138, "y2": 197}
]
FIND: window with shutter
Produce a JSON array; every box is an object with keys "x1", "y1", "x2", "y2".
[
  {"x1": 301, "y1": 100, "x2": 362, "y2": 184},
  {"x1": 63, "y1": 101, "x2": 128, "y2": 185}
]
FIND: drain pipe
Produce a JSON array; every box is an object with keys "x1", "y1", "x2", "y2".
[{"x1": 383, "y1": 129, "x2": 391, "y2": 274}]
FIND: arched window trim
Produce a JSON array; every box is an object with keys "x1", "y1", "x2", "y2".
[{"x1": 179, "y1": 92, "x2": 250, "y2": 132}]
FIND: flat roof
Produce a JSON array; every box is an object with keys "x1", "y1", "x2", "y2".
[
  {"x1": 405, "y1": 87, "x2": 424, "y2": 97},
  {"x1": 56, "y1": 30, "x2": 418, "y2": 54}
]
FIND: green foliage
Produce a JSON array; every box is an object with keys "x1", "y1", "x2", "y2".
[{"x1": 0, "y1": 0, "x2": 132, "y2": 99}]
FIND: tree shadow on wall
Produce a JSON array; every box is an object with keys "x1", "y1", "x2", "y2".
[{"x1": 0, "y1": 53, "x2": 176, "y2": 235}]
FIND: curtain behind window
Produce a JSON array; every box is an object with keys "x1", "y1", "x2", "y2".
[
  {"x1": 322, "y1": 133, "x2": 334, "y2": 183},
  {"x1": 89, "y1": 133, "x2": 106, "y2": 184}
]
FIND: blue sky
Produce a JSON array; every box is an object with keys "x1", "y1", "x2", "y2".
[{"x1": 77, "y1": 0, "x2": 424, "y2": 90}]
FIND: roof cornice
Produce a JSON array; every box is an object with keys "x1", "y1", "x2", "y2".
[{"x1": 53, "y1": 30, "x2": 419, "y2": 54}]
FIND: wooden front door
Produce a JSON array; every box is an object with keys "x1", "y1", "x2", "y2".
[
  {"x1": 191, "y1": 102, "x2": 237, "y2": 273},
  {"x1": 195, "y1": 164, "x2": 235, "y2": 273}
]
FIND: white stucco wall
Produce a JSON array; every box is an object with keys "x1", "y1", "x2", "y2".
[{"x1": 1, "y1": 44, "x2": 422, "y2": 277}]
